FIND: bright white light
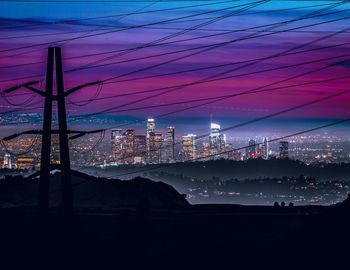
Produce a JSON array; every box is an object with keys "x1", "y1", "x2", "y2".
[
  {"x1": 184, "y1": 133, "x2": 196, "y2": 137},
  {"x1": 211, "y1": 123, "x2": 220, "y2": 130}
]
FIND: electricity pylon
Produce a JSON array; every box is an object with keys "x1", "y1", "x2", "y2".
[{"x1": 2, "y1": 47, "x2": 102, "y2": 215}]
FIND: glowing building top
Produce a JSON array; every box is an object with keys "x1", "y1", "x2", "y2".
[
  {"x1": 210, "y1": 123, "x2": 221, "y2": 130},
  {"x1": 147, "y1": 118, "x2": 155, "y2": 138}
]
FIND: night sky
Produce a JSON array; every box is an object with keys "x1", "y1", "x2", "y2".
[{"x1": 1, "y1": 0, "x2": 350, "y2": 135}]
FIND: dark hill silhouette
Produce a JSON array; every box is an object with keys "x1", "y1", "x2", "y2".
[
  {"x1": 1, "y1": 169, "x2": 350, "y2": 268},
  {"x1": 0, "y1": 170, "x2": 189, "y2": 209},
  {"x1": 97, "y1": 158, "x2": 350, "y2": 182}
]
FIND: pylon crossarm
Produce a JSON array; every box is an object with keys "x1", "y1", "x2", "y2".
[
  {"x1": 69, "y1": 129, "x2": 104, "y2": 140},
  {"x1": 2, "y1": 130, "x2": 43, "y2": 141},
  {"x1": 0, "y1": 129, "x2": 103, "y2": 142},
  {"x1": 64, "y1": 81, "x2": 102, "y2": 97},
  {"x1": 23, "y1": 85, "x2": 46, "y2": 97},
  {"x1": 1, "y1": 80, "x2": 40, "y2": 95}
]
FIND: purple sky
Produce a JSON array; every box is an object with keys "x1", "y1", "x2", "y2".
[{"x1": 1, "y1": 0, "x2": 350, "y2": 135}]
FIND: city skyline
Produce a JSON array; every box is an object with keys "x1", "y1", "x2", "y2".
[{"x1": 3, "y1": 115, "x2": 350, "y2": 170}]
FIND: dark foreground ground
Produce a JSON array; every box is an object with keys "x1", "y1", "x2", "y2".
[{"x1": 1, "y1": 204, "x2": 350, "y2": 268}]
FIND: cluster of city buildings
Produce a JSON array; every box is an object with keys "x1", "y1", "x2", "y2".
[
  {"x1": 4, "y1": 115, "x2": 350, "y2": 169},
  {"x1": 1, "y1": 118, "x2": 291, "y2": 169},
  {"x1": 1, "y1": 153, "x2": 36, "y2": 170},
  {"x1": 108, "y1": 118, "x2": 290, "y2": 165}
]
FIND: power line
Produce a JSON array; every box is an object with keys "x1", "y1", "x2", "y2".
[
  {"x1": 0, "y1": 1, "x2": 336, "y2": 40},
  {"x1": 83, "y1": 20, "x2": 349, "y2": 119},
  {"x1": 70, "y1": 1, "x2": 347, "y2": 73},
  {"x1": 2, "y1": 24, "x2": 350, "y2": 44},
  {"x1": 75, "y1": 50, "x2": 350, "y2": 119},
  {"x1": 71, "y1": 0, "x2": 268, "y2": 71},
  {"x1": 83, "y1": 74, "x2": 350, "y2": 115},
  {"x1": 5, "y1": 39, "x2": 350, "y2": 103},
  {"x1": 0, "y1": 0, "x2": 234, "y2": 30},
  {"x1": 0, "y1": 0, "x2": 256, "y2": 53},
  {"x1": 0, "y1": 15, "x2": 225, "y2": 59},
  {"x1": 68, "y1": 49, "x2": 350, "y2": 110},
  {"x1": 68, "y1": 24, "x2": 350, "y2": 78},
  {"x1": 104, "y1": 41, "x2": 350, "y2": 85},
  {"x1": 1, "y1": 3, "x2": 347, "y2": 83},
  {"x1": 51, "y1": 0, "x2": 163, "y2": 50},
  {"x1": 102, "y1": 7, "x2": 350, "y2": 84},
  {"x1": 2, "y1": 39, "x2": 347, "y2": 120},
  {"x1": 0, "y1": 16, "x2": 231, "y2": 59},
  {"x1": 0, "y1": 0, "x2": 260, "y2": 82}
]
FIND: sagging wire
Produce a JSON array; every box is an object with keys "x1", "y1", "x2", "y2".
[
  {"x1": 0, "y1": 81, "x2": 44, "y2": 107},
  {"x1": 67, "y1": 81, "x2": 104, "y2": 107},
  {"x1": 0, "y1": 134, "x2": 41, "y2": 156},
  {"x1": 70, "y1": 130, "x2": 106, "y2": 154}
]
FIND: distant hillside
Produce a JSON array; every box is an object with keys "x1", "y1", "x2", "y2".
[
  {"x1": 0, "y1": 171, "x2": 189, "y2": 209},
  {"x1": 90, "y1": 158, "x2": 350, "y2": 182}
]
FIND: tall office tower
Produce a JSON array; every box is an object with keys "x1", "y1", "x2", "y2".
[
  {"x1": 146, "y1": 118, "x2": 155, "y2": 162},
  {"x1": 226, "y1": 144, "x2": 242, "y2": 161},
  {"x1": 220, "y1": 134, "x2": 228, "y2": 159},
  {"x1": 146, "y1": 118, "x2": 155, "y2": 138},
  {"x1": 246, "y1": 138, "x2": 257, "y2": 159},
  {"x1": 111, "y1": 129, "x2": 124, "y2": 164},
  {"x1": 233, "y1": 150, "x2": 242, "y2": 161},
  {"x1": 261, "y1": 137, "x2": 269, "y2": 160},
  {"x1": 2, "y1": 153, "x2": 12, "y2": 169},
  {"x1": 209, "y1": 123, "x2": 226, "y2": 159},
  {"x1": 148, "y1": 132, "x2": 163, "y2": 164},
  {"x1": 124, "y1": 129, "x2": 135, "y2": 164},
  {"x1": 225, "y1": 143, "x2": 237, "y2": 160},
  {"x1": 165, "y1": 126, "x2": 175, "y2": 163},
  {"x1": 279, "y1": 141, "x2": 289, "y2": 159},
  {"x1": 203, "y1": 143, "x2": 210, "y2": 161},
  {"x1": 134, "y1": 135, "x2": 147, "y2": 164},
  {"x1": 181, "y1": 134, "x2": 197, "y2": 161}
]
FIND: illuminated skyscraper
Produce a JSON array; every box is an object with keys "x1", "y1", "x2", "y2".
[
  {"x1": 146, "y1": 118, "x2": 155, "y2": 138},
  {"x1": 279, "y1": 141, "x2": 289, "y2": 159},
  {"x1": 225, "y1": 143, "x2": 240, "y2": 161},
  {"x1": 209, "y1": 123, "x2": 226, "y2": 159},
  {"x1": 182, "y1": 134, "x2": 197, "y2": 161},
  {"x1": 165, "y1": 126, "x2": 175, "y2": 163},
  {"x1": 146, "y1": 118, "x2": 155, "y2": 163},
  {"x1": 2, "y1": 153, "x2": 12, "y2": 169},
  {"x1": 148, "y1": 132, "x2": 163, "y2": 164},
  {"x1": 111, "y1": 129, "x2": 124, "y2": 164},
  {"x1": 261, "y1": 137, "x2": 269, "y2": 160},
  {"x1": 246, "y1": 139, "x2": 257, "y2": 159},
  {"x1": 134, "y1": 135, "x2": 147, "y2": 164},
  {"x1": 124, "y1": 129, "x2": 135, "y2": 164},
  {"x1": 203, "y1": 143, "x2": 210, "y2": 161}
]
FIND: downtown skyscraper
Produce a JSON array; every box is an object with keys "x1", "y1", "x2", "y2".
[
  {"x1": 181, "y1": 134, "x2": 197, "y2": 161},
  {"x1": 209, "y1": 123, "x2": 226, "y2": 159},
  {"x1": 165, "y1": 126, "x2": 175, "y2": 163},
  {"x1": 111, "y1": 129, "x2": 124, "y2": 164}
]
